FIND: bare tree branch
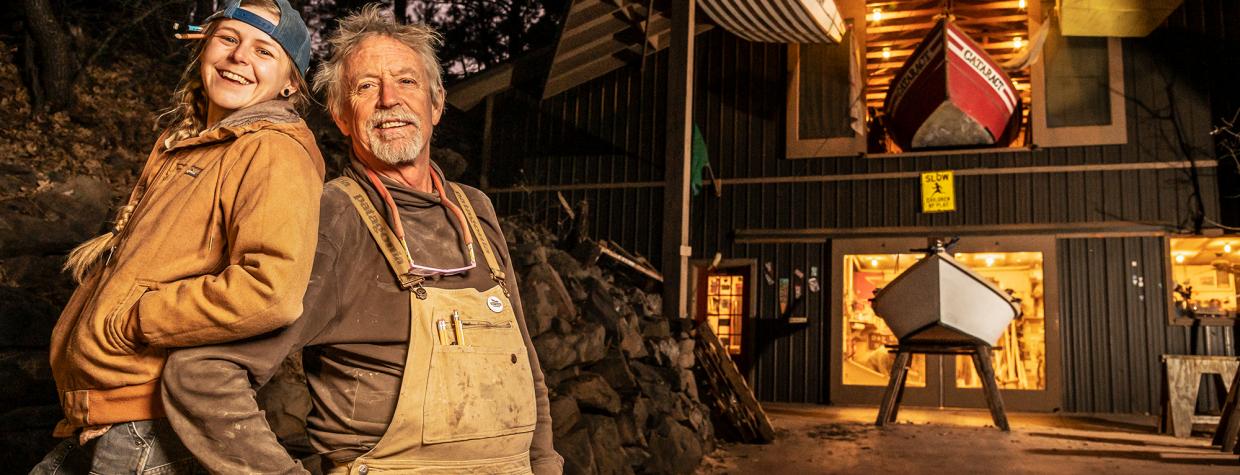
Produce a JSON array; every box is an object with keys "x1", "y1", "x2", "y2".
[{"x1": 73, "y1": 0, "x2": 186, "y2": 86}]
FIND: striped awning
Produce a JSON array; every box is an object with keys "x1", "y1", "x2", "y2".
[{"x1": 699, "y1": 0, "x2": 846, "y2": 44}]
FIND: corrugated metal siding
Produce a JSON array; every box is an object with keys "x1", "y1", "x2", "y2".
[
  {"x1": 1058, "y1": 237, "x2": 1233, "y2": 414},
  {"x1": 1166, "y1": 0, "x2": 1240, "y2": 43},
  {"x1": 482, "y1": 21, "x2": 1225, "y2": 407},
  {"x1": 495, "y1": 29, "x2": 1218, "y2": 241},
  {"x1": 734, "y1": 242, "x2": 827, "y2": 403},
  {"x1": 491, "y1": 49, "x2": 670, "y2": 263}
]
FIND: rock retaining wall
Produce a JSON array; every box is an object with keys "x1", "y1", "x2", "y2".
[{"x1": 503, "y1": 219, "x2": 715, "y2": 474}]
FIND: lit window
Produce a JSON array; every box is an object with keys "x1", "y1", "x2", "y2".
[
  {"x1": 841, "y1": 252, "x2": 1047, "y2": 390},
  {"x1": 1169, "y1": 237, "x2": 1240, "y2": 321},
  {"x1": 842, "y1": 253, "x2": 927, "y2": 387},
  {"x1": 788, "y1": 0, "x2": 1126, "y2": 157},
  {"x1": 706, "y1": 274, "x2": 745, "y2": 355}
]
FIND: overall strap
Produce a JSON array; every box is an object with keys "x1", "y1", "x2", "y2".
[
  {"x1": 447, "y1": 183, "x2": 507, "y2": 290},
  {"x1": 329, "y1": 177, "x2": 424, "y2": 290}
]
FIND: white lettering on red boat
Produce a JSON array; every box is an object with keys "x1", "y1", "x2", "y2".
[
  {"x1": 946, "y1": 28, "x2": 1017, "y2": 113},
  {"x1": 888, "y1": 27, "x2": 944, "y2": 116}
]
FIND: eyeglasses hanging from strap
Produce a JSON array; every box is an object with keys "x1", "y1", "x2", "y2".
[{"x1": 361, "y1": 167, "x2": 477, "y2": 278}]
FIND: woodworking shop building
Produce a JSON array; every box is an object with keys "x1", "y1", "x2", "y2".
[{"x1": 446, "y1": 0, "x2": 1240, "y2": 414}]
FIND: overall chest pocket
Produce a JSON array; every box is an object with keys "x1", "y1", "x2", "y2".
[{"x1": 422, "y1": 303, "x2": 537, "y2": 444}]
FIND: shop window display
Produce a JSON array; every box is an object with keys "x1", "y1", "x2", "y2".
[
  {"x1": 1170, "y1": 237, "x2": 1240, "y2": 319},
  {"x1": 842, "y1": 252, "x2": 1047, "y2": 390},
  {"x1": 842, "y1": 253, "x2": 927, "y2": 387}
]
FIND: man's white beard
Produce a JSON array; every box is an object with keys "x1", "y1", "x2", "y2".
[
  {"x1": 370, "y1": 129, "x2": 425, "y2": 165},
  {"x1": 366, "y1": 110, "x2": 427, "y2": 166}
]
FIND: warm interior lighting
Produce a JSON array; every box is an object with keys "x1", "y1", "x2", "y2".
[
  {"x1": 1170, "y1": 237, "x2": 1240, "y2": 317},
  {"x1": 870, "y1": 258, "x2": 880, "y2": 268},
  {"x1": 985, "y1": 257, "x2": 996, "y2": 267},
  {"x1": 706, "y1": 274, "x2": 744, "y2": 356},
  {"x1": 844, "y1": 252, "x2": 1046, "y2": 391},
  {"x1": 1018, "y1": 0, "x2": 1026, "y2": 9},
  {"x1": 860, "y1": 1, "x2": 1033, "y2": 153}
]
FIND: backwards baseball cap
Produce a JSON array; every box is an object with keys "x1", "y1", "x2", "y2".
[{"x1": 203, "y1": 0, "x2": 311, "y2": 78}]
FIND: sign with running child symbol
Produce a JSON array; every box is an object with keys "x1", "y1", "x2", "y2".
[{"x1": 920, "y1": 170, "x2": 956, "y2": 213}]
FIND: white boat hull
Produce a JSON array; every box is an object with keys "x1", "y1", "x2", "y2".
[{"x1": 872, "y1": 252, "x2": 1020, "y2": 345}]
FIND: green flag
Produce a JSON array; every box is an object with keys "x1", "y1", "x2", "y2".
[{"x1": 691, "y1": 124, "x2": 709, "y2": 196}]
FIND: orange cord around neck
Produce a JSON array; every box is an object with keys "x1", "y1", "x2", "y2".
[{"x1": 361, "y1": 165, "x2": 473, "y2": 250}]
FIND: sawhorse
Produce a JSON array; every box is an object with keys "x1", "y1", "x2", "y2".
[
  {"x1": 1160, "y1": 355, "x2": 1239, "y2": 438},
  {"x1": 876, "y1": 343, "x2": 1010, "y2": 432}
]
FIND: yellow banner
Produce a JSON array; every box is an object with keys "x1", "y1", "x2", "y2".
[{"x1": 921, "y1": 171, "x2": 956, "y2": 213}]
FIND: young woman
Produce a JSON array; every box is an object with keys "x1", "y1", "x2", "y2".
[{"x1": 31, "y1": 1, "x2": 324, "y2": 473}]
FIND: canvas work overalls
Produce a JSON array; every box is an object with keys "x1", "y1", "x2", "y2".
[{"x1": 326, "y1": 177, "x2": 537, "y2": 475}]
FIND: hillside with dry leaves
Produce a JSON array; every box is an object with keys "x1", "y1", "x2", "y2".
[
  {"x1": 0, "y1": 39, "x2": 183, "y2": 468},
  {"x1": 0, "y1": 40, "x2": 177, "y2": 202}
]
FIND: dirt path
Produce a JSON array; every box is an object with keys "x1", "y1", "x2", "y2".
[{"x1": 698, "y1": 404, "x2": 1239, "y2": 474}]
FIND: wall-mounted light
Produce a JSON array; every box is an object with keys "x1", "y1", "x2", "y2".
[
  {"x1": 985, "y1": 256, "x2": 996, "y2": 267},
  {"x1": 882, "y1": 47, "x2": 891, "y2": 59},
  {"x1": 1175, "y1": 254, "x2": 1186, "y2": 264},
  {"x1": 872, "y1": 8, "x2": 883, "y2": 23},
  {"x1": 870, "y1": 258, "x2": 880, "y2": 268},
  {"x1": 1013, "y1": 36, "x2": 1023, "y2": 49},
  {"x1": 1226, "y1": 243, "x2": 1233, "y2": 253},
  {"x1": 1018, "y1": 0, "x2": 1027, "y2": 9}
]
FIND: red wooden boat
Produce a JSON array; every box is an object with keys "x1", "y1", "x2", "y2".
[{"x1": 883, "y1": 17, "x2": 1021, "y2": 150}]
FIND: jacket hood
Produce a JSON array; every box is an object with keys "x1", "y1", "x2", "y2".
[{"x1": 165, "y1": 100, "x2": 324, "y2": 174}]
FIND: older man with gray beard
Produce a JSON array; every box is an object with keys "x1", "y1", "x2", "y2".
[{"x1": 160, "y1": 5, "x2": 563, "y2": 475}]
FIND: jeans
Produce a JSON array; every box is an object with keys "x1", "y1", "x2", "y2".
[{"x1": 28, "y1": 419, "x2": 203, "y2": 475}]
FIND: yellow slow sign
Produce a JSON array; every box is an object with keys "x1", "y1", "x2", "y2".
[{"x1": 921, "y1": 171, "x2": 955, "y2": 213}]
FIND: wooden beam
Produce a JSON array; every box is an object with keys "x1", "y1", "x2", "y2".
[
  {"x1": 599, "y1": 241, "x2": 664, "y2": 282},
  {"x1": 445, "y1": 63, "x2": 512, "y2": 111},
  {"x1": 695, "y1": 322, "x2": 776, "y2": 443},
  {"x1": 558, "y1": 12, "x2": 633, "y2": 53},
  {"x1": 661, "y1": 0, "x2": 693, "y2": 320},
  {"x1": 485, "y1": 160, "x2": 1215, "y2": 193},
  {"x1": 563, "y1": 0, "x2": 616, "y2": 31},
  {"x1": 735, "y1": 222, "x2": 1174, "y2": 243},
  {"x1": 542, "y1": 0, "x2": 708, "y2": 101},
  {"x1": 543, "y1": 53, "x2": 630, "y2": 98},
  {"x1": 866, "y1": 15, "x2": 1028, "y2": 35},
  {"x1": 479, "y1": 95, "x2": 494, "y2": 189},
  {"x1": 555, "y1": 28, "x2": 634, "y2": 73}
]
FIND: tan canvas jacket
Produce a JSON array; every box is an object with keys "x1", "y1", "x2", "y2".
[{"x1": 48, "y1": 100, "x2": 326, "y2": 436}]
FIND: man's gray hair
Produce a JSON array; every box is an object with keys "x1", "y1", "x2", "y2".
[{"x1": 312, "y1": 3, "x2": 445, "y2": 118}]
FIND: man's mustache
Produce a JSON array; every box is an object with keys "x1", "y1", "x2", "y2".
[{"x1": 368, "y1": 109, "x2": 421, "y2": 131}]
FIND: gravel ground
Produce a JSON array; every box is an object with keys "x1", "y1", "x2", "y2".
[{"x1": 697, "y1": 403, "x2": 1240, "y2": 474}]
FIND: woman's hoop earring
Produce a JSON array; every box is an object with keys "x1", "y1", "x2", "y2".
[{"x1": 281, "y1": 88, "x2": 293, "y2": 98}]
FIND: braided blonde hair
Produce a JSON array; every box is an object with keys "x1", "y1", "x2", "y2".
[{"x1": 68, "y1": 0, "x2": 311, "y2": 282}]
